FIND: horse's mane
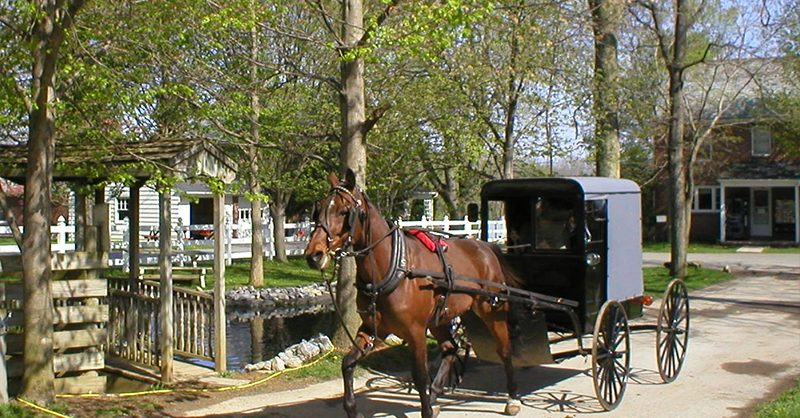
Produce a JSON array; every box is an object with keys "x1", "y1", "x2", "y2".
[{"x1": 490, "y1": 243, "x2": 527, "y2": 290}]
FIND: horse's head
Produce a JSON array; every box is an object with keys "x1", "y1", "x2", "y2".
[{"x1": 304, "y1": 169, "x2": 367, "y2": 270}]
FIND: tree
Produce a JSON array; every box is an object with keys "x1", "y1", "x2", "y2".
[
  {"x1": 0, "y1": 0, "x2": 86, "y2": 405},
  {"x1": 589, "y1": 0, "x2": 622, "y2": 177}
]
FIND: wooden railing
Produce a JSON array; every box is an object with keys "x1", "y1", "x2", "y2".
[
  {"x1": 107, "y1": 278, "x2": 214, "y2": 368},
  {"x1": 107, "y1": 279, "x2": 160, "y2": 368},
  {"x1": 173, "y1": 285, "x2": 214, "y2": 360}
]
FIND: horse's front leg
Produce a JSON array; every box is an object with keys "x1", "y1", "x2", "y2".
[
  {"x1": 342, "y1": 327, "x2": 374, "y2": 418},
  {"x1": 408, "y1": 330, "x2": 437, "y2": 418}
]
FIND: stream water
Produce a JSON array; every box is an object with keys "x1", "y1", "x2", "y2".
[{"x1": 224, "y1": 304, "x2": 337, "y2": 371}]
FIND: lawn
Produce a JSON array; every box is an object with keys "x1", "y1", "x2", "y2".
[
  {"x1": 209, "y1": 257, "x2": 321, "y2": 288},
  {"x1": 756, "y1": 378, "x2": 800, "y2": 418},
  {"x1": 643, "y1": 242, "x2": 799, "y2": 253},
  {"x1": 102, "y1": 257, "x2": 321, "y2": 289},
  {"x1": 642, "y1": 266, "x2": 735, "y2": 297}
]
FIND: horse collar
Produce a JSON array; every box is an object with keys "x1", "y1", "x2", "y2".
[{"x1": 357, "y1": 226, "x2": 407, "y2": 298}]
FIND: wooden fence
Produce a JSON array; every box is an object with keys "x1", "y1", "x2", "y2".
[
  {"x1": 107, "y1": 278, "x2": 214, "y2": 369},
  {"x1": 0, "y1": 252, "x2": 109, "y2": 395}
]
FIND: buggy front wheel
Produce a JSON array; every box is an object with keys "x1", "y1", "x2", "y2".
[{"x1": 592, "y1": 300, "x2": 630, "y2": 411}]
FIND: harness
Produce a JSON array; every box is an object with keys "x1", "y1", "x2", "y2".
[{"x1": 354, "y1": 225, "x2": 407, "y2": 297}]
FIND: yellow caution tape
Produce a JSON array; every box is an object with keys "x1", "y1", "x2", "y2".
[{"x1": 16, "y1": 397, "x2": 71, "y2": 418}]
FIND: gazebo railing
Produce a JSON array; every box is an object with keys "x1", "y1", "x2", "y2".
[{"x1": 107, "y1": 278, "x2": 214, "y2": 369}]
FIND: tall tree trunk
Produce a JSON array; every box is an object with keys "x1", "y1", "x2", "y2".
[
  {"x1": 335, "y1": 0, "x2": 367, "y2": 348},
  {"x1": 667, "y1": 0, "x2": 689, "y2": 279},
  {"x1": 589, "y1": 0, "x2": 621, "y2": 178},
  {"x1": 22, "y1": 0, "x2": 84, "y2": 404},
  {"x1": 502, "y1": 27, "x2": 521, "y2": 180},
  {"x1": 442, "y1": 166, "x2": 460, "y2": 218},
  {"x1": 249, "y1": 180, "x2": 264, "y2": 286},
  {"x1": 269, "y1": 192, "x2": 289, "y2": 263},
  {"x1": 248, "y1": 2, "x2": 264, "y2": 287}
]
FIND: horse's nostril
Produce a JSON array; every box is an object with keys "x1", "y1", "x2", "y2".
[{"x1": 306, "y1": 252, "x2": 324, "y2": 270}]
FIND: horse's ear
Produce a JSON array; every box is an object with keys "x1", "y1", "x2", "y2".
[
  {"x1": 344, "y1": 168, "x2": 357, "y2": 191},
  {"x1": 327, "y1": 171, "x2": 340, "y2": 187}
]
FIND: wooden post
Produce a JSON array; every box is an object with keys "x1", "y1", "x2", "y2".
[
  {"x1": 213, "y1": 193, "x2": 226, "y2": 372},
  {"x1": 128, "y1": 184, "x2": 142, "y2": 288},
  {"x1": 159, "y1": 190, "x2": 174, "y2": 383},
  {"x1": 74, "y1": 189, "x2": 90, "y2": 252},
  {"x1": 127, "y1": 184, "x2": 142, "y2": 353},
  {"x1": 93, "y1": 188, "x2": 110, "y2": 254}
]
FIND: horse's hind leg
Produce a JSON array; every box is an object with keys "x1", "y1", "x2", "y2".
[
  {"x1": 429, "y1": 324, "x2": 458, "y2": 406},
  {"x1": 476, "y1": 303, "x2": 521, "y2": 416},
  {"x1": 342, "y1": 328, "x2": 374, "y2": 418}
]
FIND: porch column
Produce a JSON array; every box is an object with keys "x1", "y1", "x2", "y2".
[
  {"x1": 213, "y1": 192, "x2": 227, "y2": 372},
  {"x1": 719, "y1": 186, "x2": 726, "y2": 243},
  {"x1": 159, "y1": 190, "x2": 174, "y2": 383},
  {"x1": 795, "y1": 185, "x2": 799, "y2": 243}
]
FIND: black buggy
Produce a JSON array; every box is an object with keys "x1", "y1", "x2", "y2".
[{"x1": 458, "y1": 177, "x2": 690, "y2": 410}]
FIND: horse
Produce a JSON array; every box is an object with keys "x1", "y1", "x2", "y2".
[{"x1": 304, "y1": 169, "x2": 524, "y2": 418}]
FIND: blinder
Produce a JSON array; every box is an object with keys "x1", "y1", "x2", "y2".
[{"x1": 345, "y1": 207, "x2": 359, "y2": 231}]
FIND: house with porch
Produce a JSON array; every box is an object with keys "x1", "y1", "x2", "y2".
[
  {"x1": 653, "y1": 58, "x2": 799, "y2": 245},
  {"x1": 691, "y1": 125, "x2": 799, "y2": 244}
]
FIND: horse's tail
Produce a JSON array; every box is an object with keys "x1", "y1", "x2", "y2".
[{"x1": 490, "y1": 243, "x2": 526, "y2": 289}]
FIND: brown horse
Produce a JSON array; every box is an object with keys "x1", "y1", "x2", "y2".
[{"x1": 305, "y1": 170, "x2": 522, "y2": 418}]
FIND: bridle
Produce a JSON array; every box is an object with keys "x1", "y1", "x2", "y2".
[{"x1": 311, "y1": 185, "x2": 366, "y2": 257}]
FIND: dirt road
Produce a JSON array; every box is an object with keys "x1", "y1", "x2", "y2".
[{"x1": 172, "y1": 270, "x2": 800, "y2": 418}]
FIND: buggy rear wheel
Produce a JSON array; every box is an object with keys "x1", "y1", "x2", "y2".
[
  {"x1": 656, "y1": 279, "x2": 690, "y2": 383},
  {"x1": 592, "y1": 300, "x2": 630, "y2": 411}
]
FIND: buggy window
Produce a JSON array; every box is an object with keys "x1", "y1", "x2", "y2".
[
  {"x1": 488, "y1": 199, "x2": 532, "y2": 253},
  {"x1": 535, "y1": 197, "x2": 579, "y2": 250},
  {"x1": 584, "y1": 199, "x2": 607, "y2": 244}
]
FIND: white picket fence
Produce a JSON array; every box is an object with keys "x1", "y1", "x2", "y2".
[
  {"x1": 0, "y1": 217, "x2": 76, "y2": 254},
  {"x1": 0, "y1": 215, "x2": 508, "y2": 265}
]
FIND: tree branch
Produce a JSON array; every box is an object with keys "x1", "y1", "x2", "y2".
[{"x1": 358, "y1": 0, "x2": 403, "y2": 47}]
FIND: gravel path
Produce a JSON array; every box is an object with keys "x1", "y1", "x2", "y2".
[{"x1": 169, "y1": 269, "x2": 800, "y2": 418}]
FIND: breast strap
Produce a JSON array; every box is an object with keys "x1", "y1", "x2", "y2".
[{"x1": 357, "y1": 225, "x2": 407, "y2": 297}]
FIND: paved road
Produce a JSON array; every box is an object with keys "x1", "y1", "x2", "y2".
[
  {"x1": 174, "y1": 267, "x2": 800, "y2": 418},
  {"x1": 643, "y1": 252, "x2": 800, "y2": 274}
]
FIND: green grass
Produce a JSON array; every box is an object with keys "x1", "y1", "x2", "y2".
[
  {"x1": 208, "y1": 257, "x2": 321, "y2": 288},
  {"x1": 644, "y1": 242, "x2": 799, "y2": 253},
  {"x1": 0, "y1": 402, "x2": 38, "y2": 418},
  {"x1": 756, "y1": 379, "x2": 800, "y2": 418},
  {"x1": 643, "y1": 242, "x2": 739, "y2": 253},
  {"x1": 0, "y1": 236, "x2": 17, "y2": 245},
  {"x1": 643, "y1": 266, "x2": 735, "y2": 297},
  {"x1": 284, "y1": 351, "x2": 345, "y2": 381},
  {"x1": 102, "y1": 257, "x2": 321, "y2": 289},
  {"x1": 95, "y1": 405, "x2": 133, "y2": 418}
]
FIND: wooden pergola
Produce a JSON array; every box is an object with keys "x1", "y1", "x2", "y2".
[{"x1": 0, "y1": 137, "x2": 238, "y2": 381}]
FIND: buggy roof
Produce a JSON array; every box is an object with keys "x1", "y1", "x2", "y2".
[{"x1": 481, "y1": 177, "x2": 640, "y2": 199}]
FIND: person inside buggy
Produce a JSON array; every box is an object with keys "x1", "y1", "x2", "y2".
[{"x1": 503, "y1": 196, "x2": 606, "y2": 254}]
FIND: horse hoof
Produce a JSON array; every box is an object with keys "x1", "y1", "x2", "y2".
[
  {"x1": 504, "y1": 398, "x2": 521, "y2": 416},
  {"x1": 431, "y1": 405, "x2": 440, "y2": 418}
]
